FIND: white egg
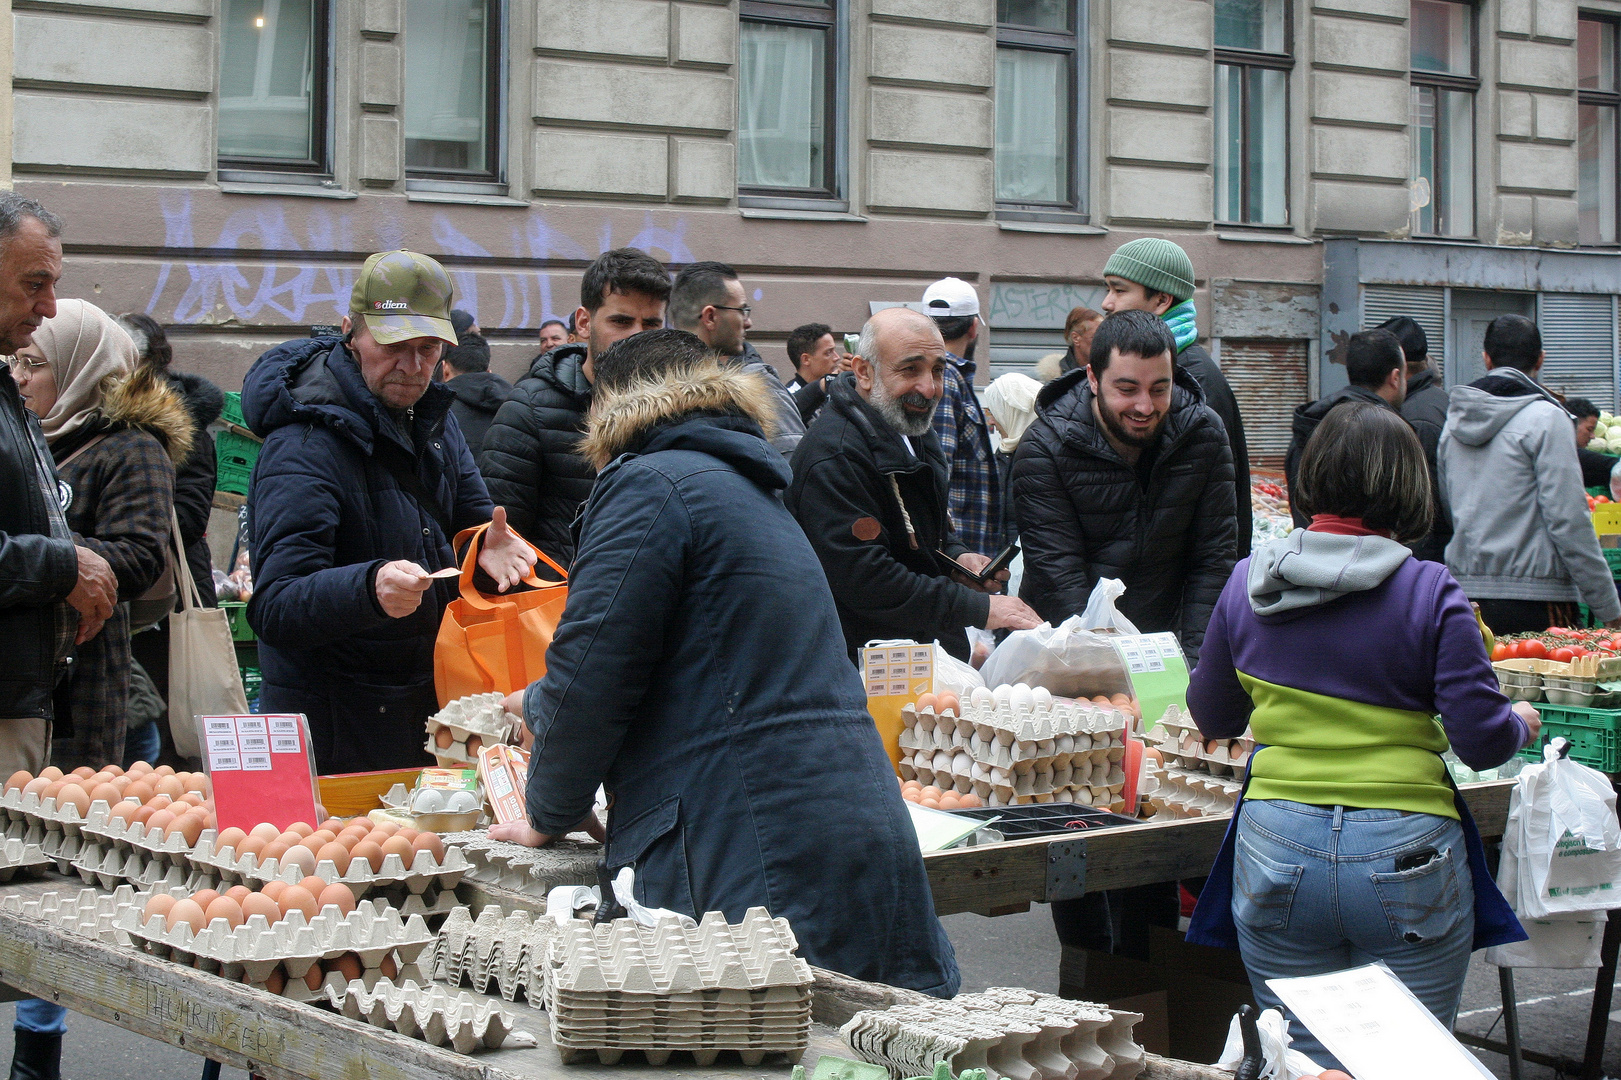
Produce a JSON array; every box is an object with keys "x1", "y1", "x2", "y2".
[
  {"x1": 412, "y1": 788, "x2": 446, "y2": 814},
  {"x1": 992, "y1": 684, "x2": 1013, "y2": 706},
  {"x1": 1010, "y1": 683, "x2": 1034, "y2": 711},
  {"x1": 1031, "y1": 686, "x2": 1053, "y2": 711},
  {"x1": 970, "y1": 686, "x2": 994, "y2": 709},
  {"x1": 444, "y1": 790, "x2": 478, "y2": 813}
]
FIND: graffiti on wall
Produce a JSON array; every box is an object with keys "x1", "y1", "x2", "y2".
[{"x1": 146, "y1": 191, "x2": 696, "y2": 329}]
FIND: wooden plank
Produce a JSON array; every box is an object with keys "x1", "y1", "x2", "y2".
[{"x1": 316, "y1": 769, "x2": 423, "y2": 819}]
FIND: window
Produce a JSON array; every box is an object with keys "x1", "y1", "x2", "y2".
[
  {"x1": 218, "y1": 0, "x2": 329, "y2": 173},
  {"x1": 404, "y1": 0, "x2": 501, "y2": 183},
  {"x1": 738, "y1": 2, "x2": 838, "y2": 199},
  {"x1": 1579, "y1": 17, "x2": 1619, "y2": 244},
  {"x1": 995, "y1": 1, "x2": 1082, "y2": 215},
  {"x1": 1213, "y1": 0, "x2": 1291, "y2": 225},
  {"x1": 1408, "y1": 0, "x2": 1477, "y2": 237}
]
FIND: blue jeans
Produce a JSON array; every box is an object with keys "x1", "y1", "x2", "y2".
[
  {"x1": 14, "y1": 998, "x2": 66, "y2": 1035},
  {"x1": 1232, "y1": 799, "x2": 1474, "y2": 1070},
  {"x1": 122, "y1": 720, "x2": 161, "y2": 771}
]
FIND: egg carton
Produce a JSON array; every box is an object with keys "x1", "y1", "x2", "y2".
[
  {"x1": 379, "y1": 784, "x2": 485, "y2": 833},
  {"x1": 0, "y1": 837, "x2": 52, "y2": 883},
  {"x1": 117, "y1": 895, "x2": 435, "y2": 1001},
  {"x1": 71, "y1": 840, "x2": 210, "y2": 893},
  {"x1": 324, "y1": 976, "x2": 519, "y2": 1054},
  {"x1": 0, "y1": 885, "x2": 138, "y2": 944},
  {"x1": 77, "y1": 802, "x2": 204, "y2": 866},
  {"x1": 430, "y1": 904, "x2": 559, "y2": 1003},
  {"x1": 186, "y1": 832, "x2": 469, "y2": 900},
  {"x1": 0, "y1": 786, "x2": 100, "y2": 838},
  {"x1": 425, "y1": 693, "x2": 513, "y2": 767},
  {"x1": 441, "y1": 831, "x2": 601, "y2": 893},
  {"x1": 841, "y1": 988, "x2": 1145, "y2": 1080},
  {"x1": 1141, "y1": 767, "x2": 1240, "y2": 821}
]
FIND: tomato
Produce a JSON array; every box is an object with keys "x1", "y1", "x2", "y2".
[
  {"x1": 1552, "y1": 647, "x2": 1576, "y2": 663},
  {"x1": 1573, "y1": 646, "x2": 1590, "y2": 658},
  {"x1": 1522, "y1": 640, "x2": 1549, "y2": 660},
  {"x1": 1491, "y1": 643, "x2": 1511, "y2": 662}
]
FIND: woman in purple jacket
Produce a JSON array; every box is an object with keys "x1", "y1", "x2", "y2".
[{"x1": 1186, "y1": 402, "x2": 1538, "y2": 1067}]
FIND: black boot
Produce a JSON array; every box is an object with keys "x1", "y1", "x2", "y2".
[{"x1": 9, "y1": 1030, "x2": 62, "y2": 1080}]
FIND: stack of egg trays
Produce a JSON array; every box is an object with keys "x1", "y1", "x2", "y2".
[
  {"x1": 116, "y1": 893, "x2": 435, "y2": 1003},
  {"x1": 1150, "y1": 706, "x2": 1253, "y2": 777},
  {"x1": 325, "y1": 976, "x2": 517, "y2": 1054},
  {"x1": 0, "y1": 884, "x2": 140, "y2": 944},
  {"x1": 0, "y1": 836, "x2": 53, "y2": 883},
  {"x1": 430, "y1": 904, "x2": 559, "y2": 1004},
  {"x1": 440, "y1": 831, "x2": 600, "y2": 893},
  {"x1": 841, "y1": 987, "x2": 1145, "y2": 1080},
  {"x1": 0, "y1": 788, "x2": 97, "y2": 872},
  {"x1": 1142, "y1": 767, "x2": 1240, "y2": 821},
  {"x1": 186, "y1": 833, "x2": 469, "y2": 917},
  {"x1": 72, "y1": 802, "x2": 208, "y2": 891},
  {"x1": 542, "y1": 908, "x2": 813, "y2": 1067},
  {"x1": 897, "y1": 696, "x2": 1130, "y2": 810},
  {"x1": 425, "y1": 693, "x2": 511, "y2": 767}
]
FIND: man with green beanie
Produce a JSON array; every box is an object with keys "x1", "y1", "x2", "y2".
[{"x1": 1100, "y1": 237, "x2": 1252, "y2": 557}]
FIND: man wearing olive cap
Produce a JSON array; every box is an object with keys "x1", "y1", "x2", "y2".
[{"x1": 242, "y1": 250, "x2": 536, "y2": 772}]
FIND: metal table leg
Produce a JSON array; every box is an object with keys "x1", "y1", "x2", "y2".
[
  {"x1": 1580, "y1": 909, "x2": 1621, "y2": 1080},
  {"x1": 1498, "y1": 966, "x2": 1522, "y2": 1080}
]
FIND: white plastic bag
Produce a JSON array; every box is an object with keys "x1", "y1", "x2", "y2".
[
  {"x1": 1078, "y1": 577, "x2": 1141, "y2": 635},
  {"x1": 1486, "y1": 911, "x2": 1605, "y2": 969},
  {"x1": 933, "y1": 640, "x2": 986, "y2": 698},
  {"x1": 978, "y1": 579, "x2": 1139, "y2": 698},
  {"x1": 1213, "y1": 1007, "x2": 1323, "y2": 1079}
]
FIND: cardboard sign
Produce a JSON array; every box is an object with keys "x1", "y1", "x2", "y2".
[
  {"x1": 202, "y1": 713, "x2": 321, "y2": 832},
  {"x1": 861, "y1": 642, "x2": 934, "y2": 770}
]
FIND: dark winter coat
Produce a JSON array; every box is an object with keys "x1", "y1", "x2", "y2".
[
  {"x1": 166, "y1": 371, "x2": 222, "y2": 607},
  {"x1": 1010, "y1": 367, "x2": 1237, "y2": 665},
  {"x1": 1285, "y1": 384, "x2": 1396, "y2": 530},
  {"x1": 1403, "y1": 367, "x2": 1454, "y2": 562},
  {"x1": 444, "y1": 370, "x2": 512, "y2": 459},
  {"x1": 523, "y1": 360, "x2": 959, "y2": 997},
  {"x1": 243, "y1": 336, "x2": 493, "y2": 773},
  {"x1": 478, "y1": 345, "x2": 594, "y2": 569},
  {"x1": 51, "y1": 370, "x2": 191, "y2": 770},
  {"x1": 0, "y1": 369, "x2": 78, "y2": 723},
  {"x1": 786, "y1": 375, "x2": 991, "y2": 662},
  {"x1": 1180, "y1": 344, "x2": 1252, "y2": 558}
]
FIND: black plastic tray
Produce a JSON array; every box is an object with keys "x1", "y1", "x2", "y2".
[{"x1": 945, "y1": 804, "x2": 1142, "y2": 839}]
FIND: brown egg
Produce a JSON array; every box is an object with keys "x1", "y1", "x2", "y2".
[
  {"x1": 143, "y1": 893, "x2": 177, "y2": 924},
  {"x1": 125, "y1": 761, "x2": 152, "y2": 776},
  {"x1": 260, "y1": 879, "x2": 288, "y2": 901},
  {"x1": 146, "y1": 808, "x2": 176, "y2": 835},
  {"x1": 225, "y1": 884, "x2": 252, "y2": 903},
  {"x1": 330, "y1": 952, "x2": 362, "y2": 982},
  {"x1": 284, "y1": 821, "x2": 314, "y2": 839},
  {"x1": 177, "y1": 792, "x2": 205, "y2": 808},
  {"x1": 316, "y1": 882, "x2": 356, "y2": 915},
  {"x1": 259, "y1": 840, "x2": 290, "y2": 868},
  {"x1": 295, "y1": 875, "x2": 327, "y2": 897},
  {"x1": 122, "y1": 780, "x2": 154, "y2": 804},
  {"x1": 379, "y1": 835, "x2": 415, "y2": 868},
  {"x1": 306, "y1": 829, "x2": 336, "y2": 847},
  {"x1": 5, "y1": 770, "x2": 31, "y2": 793},
  {"x1": 70, "y1": 766, "x2": 95, "y2": 781},
  {"x1": 303, "y1": 963, "x2": 324, "y2": 991},
  {"x1": 274, "y1": 831, "x2": 302, "y2": 848},
  {"x1": 434, "y1": 727, "x2": 454, "y2": 749},
  {"x1": 241, "y1": 892, "x2": 281, "y2": 924},
  {"x1": 411, "y1": 832, "x2": 445, "y2": 865},
  {"x1": 171, "y1": 815, "x2": 204, "y2": 846},
  {"x1": 394, "y1": 827, "x2": 419, "y2": 843},
  {"x1": 144, "y1": 792, "x2": 172, "y2": 809},
  {"x1": 102, "y1": 764, "x2": 123, "y2": 777},
  {"x1": 87, "y1": 782, "x2": 121, "y2": 807},
  {"x1": 166, "y1": 898, "x2": 206, "y2": 935},
  {"x1": 315, "y1": 842, "x2": 351, "y2": 874},
  {"x1": 21, "y1": 777, "x2": 49, "y2": 798},
  {"x1": 57, "y1": 785, "x2": 90, "y2": 818},
  {"x1": 261, "y1": 967, "x2": 286, "y2": 995},
  {"x1": 131, "y1": 804, "x2": 159, "y2": 827},
  {"x1": 277, "y1": 885, "x2": 317, "y2": 921},
  {"x1": 87, "y1": 771, "x2": 113, "y2": 787},
  {"x1": 333, "y1": 832, "x2": 360, "y2": 851},
  {"x1": 279, "y1": 844, "x2": 315, "y2": 876},
  {"x1": 378, "y1": 953, "x2": 398, "y2": 980},
  {"x1": 217, "y1": 826, "x2": 247, "y2": 852},
  {"x1": 203, "y1": 895, "x2": 243, "y2": 929},
  {"x1": 110, "y1": 775, "x2": 132, "y2": 793},
  {"x1": 249, "y1": 822, "x2": 281, "y2": 842},
  {"x1": 152, "y1": 765, "x2": 175, "y2": 777},
  {"x1": 38, "y1": 766, "x2": 62, "y2": 781},
  {"x1": 362, "y1": 830, "x2": 392, "y2": 849},
  {"x1": 236, "y1": 835, "x2": 266, "y2": 859},
  {"x1": 40, "y1": 780, "x2": 65, "y2": 802},
  {"x1": 109, "y1": 800, "x2": 140, "y2": 825},
  {"x1": 465, "y1": 735, "x2": 483, "y2": 756},
  {"x1": 319, "y1": 817, "x2": 346, "y2": 833},
  {"x1": 370, "y1": 820, "x2": 401, "y2": 837},
  {"x1": 338, "y1": 824, "x2": 370, "y2": 843},
  {"x1": 182, "y1": 773, "x2": 209, "y2": 795},
  {"x1": 191, "y1": 888, "x2": 220, "y2": 910},
  {"x1": 350, "y1": 840, "x2": 384, "y2": 873}
]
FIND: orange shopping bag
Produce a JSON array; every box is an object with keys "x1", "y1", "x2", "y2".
[{"x1": 434, "y1": 523, "x2": 569, "y2": 706}]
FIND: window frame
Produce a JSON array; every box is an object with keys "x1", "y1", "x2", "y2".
[
  {"x1": 1407, "y1": 0, "x2": 1480, "y2": 238},
  {"x1": 216, "y1": 0, "x2": 333, "y2": 179},
  {"x1": 403, "y1": 0, "x2": 506, "y2": 188},
  {"x1": 1212, "y1": 0, "x2": 1294, "y2": 227},
  {"x1": 1578, "y1": 13, "x2": 1621, "y2": 246},
  {"x1": 737, "y1": 0, "x2": 844, "y2": 208},
  {"x1": 994, "y1": 0, "x2": 1088, "y2": 221}
]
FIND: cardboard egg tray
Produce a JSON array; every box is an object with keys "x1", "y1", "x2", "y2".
[
  {"x1": 898, "y1": 698, "x2": 1130, "y2": 809},
  {"x1": 841, "y1": 987, "x2": 1144, "y2": 1080},
  {"x1": 0, "y1": 837, "x2": 52, "y2": 883},
  {"x1": 76, "y1": 803, "x2": 205, "y2": 871},
  {"x1": 324, "y1": 976, "x2": 519, "y2": 1054},
  {"x1": 1150, "y1": 707, "x2": 1253, "y2": 778},
  {"x1": 0, "y1": 885, "x2": 137, "y2": 945},
  {"x1": 70, "y1": 839, "x2": 212, "y2": 893},
  {"x1": 187, "y1": 832, "x2": 469, "y2": 899},
  {"x1": 425, "y1": 693, "x2": 512, "y2": 767},
  {"x1": 542, "y1": 909, "x2": 813, "y2": 1066},
  {"x1": 0, "y1": 791, "x2": 99, "y2": 872},
  {"x1": 1142, "y1": 767, "x2": 1240, "y2": 821},
  {"x1": 116, "y1": 894, "x2": 434, "y2": 1002},
  {"x1": 379, "y1": 785, "x2": 484, "y2": 834},
  {"x1": 441, "y1": 831, "x2": 601, "y2": 893},
  {"x1": 430, "y1": 904, "x2": 558, "y2": 1004}
]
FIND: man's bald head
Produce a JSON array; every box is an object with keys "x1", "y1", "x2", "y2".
[
  {"x1": 853, "y1": 307, "x2": 946, "y2": 437},
  {"x1": 857, "y1": 306, "x2": 943, "y2": 370}
]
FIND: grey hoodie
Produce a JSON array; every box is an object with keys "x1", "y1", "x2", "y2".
[
  {"x1": 1437, "y1": 367, "x2": 1620, "y2": 621},
  {"x1": 1248, "y1": 529, "x2": 1413, "y2": 616}
]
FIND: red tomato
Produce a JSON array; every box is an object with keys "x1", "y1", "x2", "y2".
[
  {"x1": 1573, "y1": 646, "x2": 1590, "y2": 658},
  {"x1": 1552, "y1": 647, "x2": 1576, "y2": 663},
  {"x1": 1522, "y1": 640, "x2": 1549, "y2": 660},
  {"x1": 1491, "y1": 643, "x2": 1511, "y2": 662}
]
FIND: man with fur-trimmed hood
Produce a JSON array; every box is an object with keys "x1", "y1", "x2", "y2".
[{"x1": 489, "y1": 328, "x2": 961, "y2": 997}]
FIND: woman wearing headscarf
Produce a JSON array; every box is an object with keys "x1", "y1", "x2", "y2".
[
  {"x1": 11, "y1": 299, "x2": 190, "y2": 770},
  {"x1": 983, "y1": 372, "x2": 1042, "y2": 546}
]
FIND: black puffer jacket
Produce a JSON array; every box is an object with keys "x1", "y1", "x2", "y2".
[
  {"x1": 1403, "y1": 367, "x2": 1453, "y2": 562},
  {"x1": 1285, "y1": 384, "x2": 1395, "y2": 529},
  {"x1": 166, "y1": 371, "x2": 222, "y2": 606},
  {"x1": 1180, "y1": 344, "x2": 1252, "y2": 558},
  {"x1": 478, "y1": 345, "x2": 594, "y2": 569},
  {"x1": 1010, "y1": 367, "x2": 1237, "y2": 665},
  {"x1": 445, "y1": 371, "x2": 512, "y2": 459}
]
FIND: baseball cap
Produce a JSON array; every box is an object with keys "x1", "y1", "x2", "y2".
[
  {"x1": 349, "y1": 250, "x2": 458, "y2": 346},
  {"x1": 922, "y1": 277, "x2": 980, "y2": 318}
]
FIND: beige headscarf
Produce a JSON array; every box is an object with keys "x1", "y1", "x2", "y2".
[
  {"x1": 983, "y1": 372, "x2": 1043, "y2": 453},
  {"x1": 32, "y1": 298, "x2": 138, "y2": 445}
]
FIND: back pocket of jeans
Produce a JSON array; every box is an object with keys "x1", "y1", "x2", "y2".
[
  {"x1": 1233, "y1": 834, "x2": 1305, "y2": 932},
  {"x1": 1370, "y1": 847, "x2": 1464, "y2": 946}
]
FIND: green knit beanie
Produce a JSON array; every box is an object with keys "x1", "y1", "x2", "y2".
[{"x1": 1102, "y1": 238, "x2": 1196, "y2": 303}]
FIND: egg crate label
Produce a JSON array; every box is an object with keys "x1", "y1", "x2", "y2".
[
  {"x1": 187, "y1": 834, "x2": 467, "y2": 898},
  {"x1": 324, "y1": 976, "x2": 521, "y2": 1055}
]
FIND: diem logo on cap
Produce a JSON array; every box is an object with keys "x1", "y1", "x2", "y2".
[{"x1": 373, "y1": 300, "x2": 410, "y2": 311}]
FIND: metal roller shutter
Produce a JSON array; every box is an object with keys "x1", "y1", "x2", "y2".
[
  {"x1": 1539, "y1": 294, "x2": 1618, "y2": 411},
  {"x1": 1362, "y1": 284, "x2": 1446, "y2": 382},
  {"x1": 1220, "y1": 339, "x2": 1310, "y2": 471}
]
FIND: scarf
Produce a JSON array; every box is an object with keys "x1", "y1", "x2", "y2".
[
  {"x1": 982, "y1": 372, "x2": 1042, "y2": 453},
  {"x1": 1162, "y1": 298, "x2": 1199, "y2": 354},
  {"x1": 32, "y1": 298, "x2": 138, "y2": 445},
  {"x1": 1307, "y1": 514, "x2": 1393, "y2": 539}
]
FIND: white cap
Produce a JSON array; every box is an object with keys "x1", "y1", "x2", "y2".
[{"x1": 922, "y1": 277, "x2": 980, "y2": 318}]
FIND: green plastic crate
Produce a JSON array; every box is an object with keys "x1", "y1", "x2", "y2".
[
  {"x1": 221, "y1": 391, "x2": 246, "y2": 429},
  {"x1": 215, "y1": 429, "x2": 259, "y2": 496},
  {"x1": 219, "y1": 600, "x2": 255, "y2": 642},
  {"x1": 1607, "y1": 548, "x2": 1621, "y2": 579},
  {"x1": 240, "y1": 666, "x2": 261, "y2": 699},
  {"x1": 1518, "y1": 702, "x2": 1621, "y2": 773}
]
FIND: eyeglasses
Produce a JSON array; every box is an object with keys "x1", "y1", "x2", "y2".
[
  {"x1": 710, "y1": 305, "x2": 752, "y2": 318},
  {"x1": 5, "y1": 356, "x2": 47, "y2": 372}
]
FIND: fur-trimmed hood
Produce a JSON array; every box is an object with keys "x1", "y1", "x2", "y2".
[
  {"x1": 101, "y1": 366, "x2": 195, "y2": 464},
  {"x1": 580, "y1": 360, "x2": 780, "y2": 471}
]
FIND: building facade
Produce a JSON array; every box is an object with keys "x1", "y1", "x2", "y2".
[{"x1": 9, "y1": 0, "x2": 1621, "y2": 468}]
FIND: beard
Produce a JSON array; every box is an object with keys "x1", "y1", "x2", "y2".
[
  {"x1": 1095, "y1": 396, "x2": 1165, "y2": 449},
  {"x1": 870, "y1": 375, "x2": 939, "y2": 438}
]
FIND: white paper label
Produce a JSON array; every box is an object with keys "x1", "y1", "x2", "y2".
[
  {"x1": 242, "y1": 752, "x2": 272, "y2": 771},
  {"x1": 271, "y1": 735, "x2": 301, "y2": 754}
]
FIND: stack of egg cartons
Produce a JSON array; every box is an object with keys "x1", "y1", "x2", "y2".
[
  {"x1": 425, "y1": 693, "x2": 510, "y2": 767},
  {"x1": 1141, "y1": 705, "x2": 1248, "y2": 819},
  {"x1": 897, "y1": 684, "x2": 1130, "y2": 809},
  {"x1": 544, "y1": 908, "x2": 812, "y2": 1067}
]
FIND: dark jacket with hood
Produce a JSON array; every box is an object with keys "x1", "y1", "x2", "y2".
[
  {"x1": 1010, "y1": 366, "x2": 1237, "y2": 665},
  {"x1": 1285, "y1": 383, "x2": 1396, "y2": 529},
  {"x1": 522, "y1": 360, "x2": 959, "y2": 997},
  {"x1": 1403, "y1": 366, "x2": 1454, "y2": 562},
  {"x1": 166, "y1": 370, "x2": 223, "y2": 606},
  {"x1": 786, "y1": 375, "x2": 991, "y2": 661},
  {"x1": 0, "y1": 369, "x2": 80, "y2": 724},
  {"x1": 478, "y1": 344, "x2": 594, "y2": 569},
  {"x1": 1180, "y1": 343, "x2": 1252, "y2": 558},
  {"x1": 445, "y1": 370, "x2": 511, "y2": 460},
  {"x1": 243, "y1": 336, "x2": 493, "y2": 773}
]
